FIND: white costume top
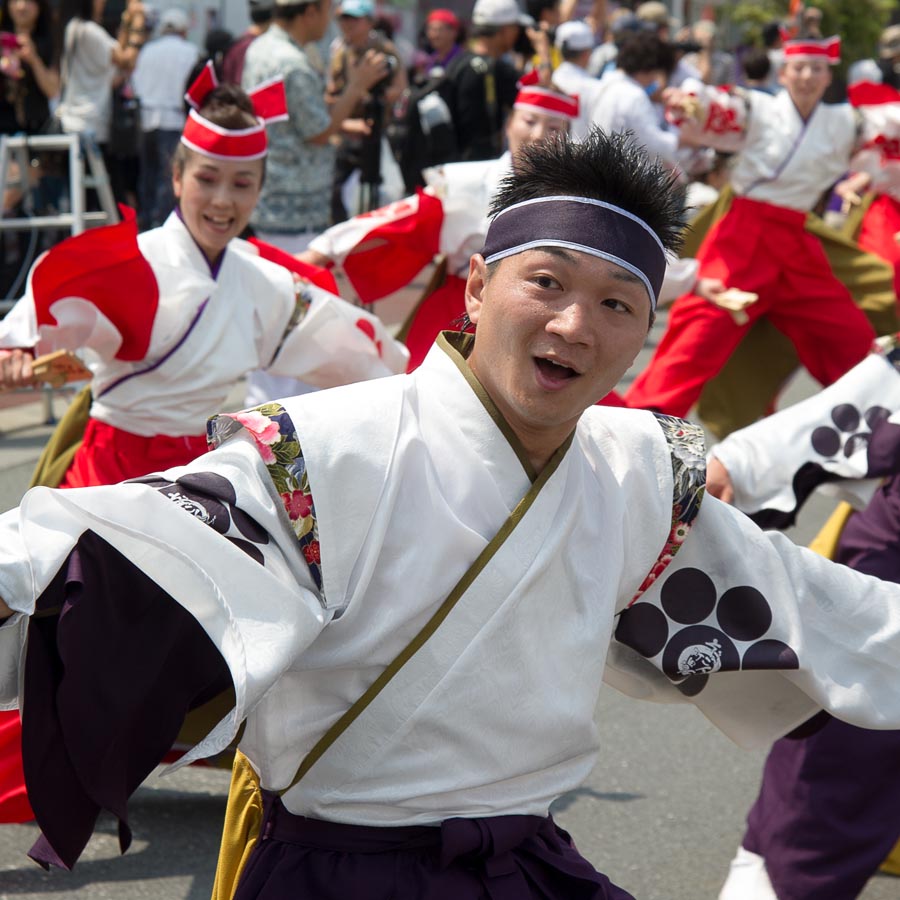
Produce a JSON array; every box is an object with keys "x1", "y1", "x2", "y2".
[
  {"x1": 730, "y1": 89, "x2": 858, "y2": 211},
  {"x1": 590, "y1": 69, "x2": 680, "y2": 166},
  {"x1": 551, "y1": 61, "x2": 606, "y2": 142},
  {"x1": 0, "y1": 214, "x2": 407, "y2": 437},
  {"x1": 4, "y1": 336, "x2": 900, "y2": 827},
  {"x1": 308, "y1": 153, "x2": 511, "y2": 283}
]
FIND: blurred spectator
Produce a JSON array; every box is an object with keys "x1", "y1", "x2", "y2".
[
  {"x1": 454, "y1": 0, "x2": 529, "y2": 161},
  {"x1": 54, "y1": 0, "x2": 143, "y2": 150},
  {"x1": 204, "y1": 27, "x2": 234, "y2": 76},
  {"x1": 682, "y1": 20, "x2": 734, "y2": 86},
  {"x1": 222, "y1": 0, "x2": 274, "y2": 85},
  {"x1": 587, "y1": 9, "x2": 644, "y2": 78},
  {"x1": 635, "y1": 1, "x2": 673, "y2": 41},
  {"x1": 0, "y1": 0, "x2": 59, "y2": 135},
  {"x1": 242, "y1": 0, "x2": 388, "y2": 247},
  {"x1": 327, "y1": 0, "x2": 406, "y2": 222},
  {"x1": 552, "y1": 19, "x2": 603, "y2": 140},
  {"x1": 131, "y1": 7, "x2": 198, "y2": 228},
  {"x1": 761, "y1": 19, "x2": 783, "y2": 91},
  {"x1": 592, "y1": 30, "x2": 694, "y2": 170},
  {"x1": 524, "y1": 0, "x2": 562, "y2": 72},
  {"x1": 741, "y1": 46, "x2": 773, "y2": 93},
  {"x1": 421, "y1": 8, "x2": 464, "y2": 76},
  {"x1": 798, "y1": 4, "x2": 823, "y2": 39},
  {"x1": 879, "y1": 24, "x2": 900, "y2": 89}
]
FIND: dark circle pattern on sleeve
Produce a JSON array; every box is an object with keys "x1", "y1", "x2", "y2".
[
  {"x1": 614, "y1": 601, "x2": 668, "y2": 658},
  {"x1": 811, "y1": 404, "x2": 892, "y2": 460},
  {"x1": 127, "y1": 472, "x2": 270, "y2": 566},
  {"x1": 614, "y1": 567, "x2": 800, "y2": 696},
  {"x1": 661, "y1": 567, "x2": 717, "y2": 624}
]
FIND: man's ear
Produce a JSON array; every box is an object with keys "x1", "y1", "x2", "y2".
[{"x1": 465, "y1": 254, "x2": 488, "y2": 326}]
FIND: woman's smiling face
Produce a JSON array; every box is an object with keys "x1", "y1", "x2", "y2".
[{"x1": 172, "y1": 151, "x2": 264, "y2": 263}]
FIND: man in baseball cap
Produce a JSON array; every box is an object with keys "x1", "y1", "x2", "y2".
[{"x1": 472, "y1": 0, "x2": 534, "y2": 28}]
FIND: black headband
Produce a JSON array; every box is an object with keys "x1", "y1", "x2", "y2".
[{"x1": 481, "y1": 195, "x2": 666, "y2": 308}]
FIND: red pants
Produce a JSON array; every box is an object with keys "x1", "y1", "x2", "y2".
[
  {"x1": 858, "y1": 193, "x2": 900, "y2": 303},
  {"x1": 626, "y1": 197, "x2": 876, "y2": 417},
  {"x1": 0, "y1": 418, "x2": 208, "y2": 823}
]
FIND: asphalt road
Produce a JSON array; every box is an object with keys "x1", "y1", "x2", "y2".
[{"x1": 0, "y1": 318, "x2": 897, "y2": 900}]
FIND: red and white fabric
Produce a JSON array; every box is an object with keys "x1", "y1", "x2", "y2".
[{"x1": 181, "y1": 60, "x2": 288, "y2": 161}]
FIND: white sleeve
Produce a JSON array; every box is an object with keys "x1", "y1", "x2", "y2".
[
  {"x1": 0, "y1": 438, "x2": 330, "y2": 760},
  {"x1": 0, "y1": 294, "x2": 39, "y2": 350},
  {"x1": 265, "y1": 281, "x2": 409, "y2": 387},
  {"x1": 711, "y1": 348, "x2": 900, "y2": 525},
  {"x1": 623, "y1": 92, "x2": 680, "y2": 166},
  {"x1": 607, "y1": 493, "x2": 900, "y2": 749}
]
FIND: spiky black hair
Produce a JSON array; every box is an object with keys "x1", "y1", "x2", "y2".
[{"x1": 489, "y1": 128, "x2": 687, "y2": 256}]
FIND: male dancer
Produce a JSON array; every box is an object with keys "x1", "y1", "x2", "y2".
[
  {"x1": 4, "y1": 133, "x2": 900, "y2": 900},
  {"x1": 626, "y1": 35, "x2": 877, "y2": 417}
]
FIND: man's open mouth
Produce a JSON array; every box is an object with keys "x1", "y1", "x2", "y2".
[{"x1": 534, "y1": 357, "x2": 578, "y2": 383}]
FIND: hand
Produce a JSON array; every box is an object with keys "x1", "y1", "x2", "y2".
[
  {"x1": 0, "y1": 348, "x2": 36, "y2": 390},
  {"x1": 835, "y1": 171, "x2": 871, "y2": 214},
  {"x1": 351, "y1": 49, "x2": 390, "y2": 94},
  {"x1": 706, "y1": 456, "x2": 734, "y2": 504},
  {"x1": 15, "y1": 33, "x2": 36, "y2": 67},
  {"x1": 526, "y1": 24, "x2": 551, "y2": 57},
  {"x1": 297, "y1": 248, "x2": 331, "y2": 268},
  {"x1": 341, "y1": 117, "x2": 372, "y2": 136},
  {"x1": 0, "y1": 596, "x2": 12, "y2": 620},
  {"x1": 695, "y1": 277, "x2": 726, "y2": 302}
]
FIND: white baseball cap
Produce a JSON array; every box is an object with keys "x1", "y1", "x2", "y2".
[
  {"x1": 555, "y1": 20, "x2": 595, "y2": 52},
  {"x1": 472, "y1": 0, "x2": 534, "y2": 28},
  {"x1": 160, "y1": 7, "x2": 190, "y2": 32}
]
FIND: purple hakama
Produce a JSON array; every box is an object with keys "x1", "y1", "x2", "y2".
[
  {"x1": 741, "y1": 470, "x2": 900, "y2": 898},
  {"x1": 233, "y1": 793, "x2": 634, "y2": 900}
]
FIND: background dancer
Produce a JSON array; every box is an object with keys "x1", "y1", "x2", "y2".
[
  {"x1": 626, "y1": 35, "x2": 877, "y2": 418},
  {"x1": 0, "y1": 68, "x2": 407, "y2": 824}
]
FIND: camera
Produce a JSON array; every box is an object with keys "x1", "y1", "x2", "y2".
[{"x1": 371, "y1": 54, "x2": 398, "y2": 95}]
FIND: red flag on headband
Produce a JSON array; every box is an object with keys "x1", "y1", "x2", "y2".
[
  {"x1": 249, "y1": 237, "x2": 340, "y2": 294},
  {"x1": 185, "y1": 60, "x2": 218, "y2": 110},
  {"x1": 341, "y1": 189, "x2": 444, "y2": 303},
  {"x1": 248, "y1": 77, "x2": 289, "y2": 124},
  {"x1": 30, "y1": 206, "x2": 159, "y2": 361}
]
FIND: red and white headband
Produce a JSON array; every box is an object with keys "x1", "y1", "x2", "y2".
[
  {"x1": 781, "y1": 33, "x2": 841, "y2": 65},
  {"x1": 514, "y1": 71, "x2": 579, "y2": 121},
  {"x1": 181, "y1": 61, "x2": 289, "y2": 161}
]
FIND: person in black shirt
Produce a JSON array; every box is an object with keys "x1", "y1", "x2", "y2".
[
  {"x1": 0, "y1": 0, "x2": 58, "y2": 135},
  {"x1": 449, "y1": 0, "x2": 528, "y2": 161}
]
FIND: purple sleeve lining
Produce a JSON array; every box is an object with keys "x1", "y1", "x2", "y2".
[{"x1": 22, "y1": 531, "x2": 232, "y2": 871}]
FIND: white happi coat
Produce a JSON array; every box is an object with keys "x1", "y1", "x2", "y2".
[
  {"x1": 308, "y1": 153, "x2": 511, "y2": 285},
  {"x1": 0, "y1": 214, "x2": 406, "y2": 437},
  {"x1": 730, "y1": 90, "x2": 858, "y2": 211},
  {"x1": 3, "y1": 336, "x2": 900, "y2": 826}
]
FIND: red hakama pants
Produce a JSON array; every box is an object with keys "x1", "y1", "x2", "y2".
[
  {"x1": 858, "y1": 193, "x2": 900, "y2": 303},
  {"x1": 626, "y1": 197, "x2": 876, "y2": 417}
]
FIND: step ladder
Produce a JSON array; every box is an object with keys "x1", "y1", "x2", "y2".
[{"x1": 0, "y1": 133, "x2": 118, "y2": 423}]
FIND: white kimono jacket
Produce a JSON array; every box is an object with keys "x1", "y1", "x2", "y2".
[
  {"x1": 0, "y1": 214, "x2": 407, "y2": 437},
  {"x1": 2, "y1": 334, "x2": 900, "y2": 833}
]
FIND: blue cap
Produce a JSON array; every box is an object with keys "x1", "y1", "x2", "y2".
[{"x1": 337, "y1": 0, "x2": 374, "y2": 17}]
